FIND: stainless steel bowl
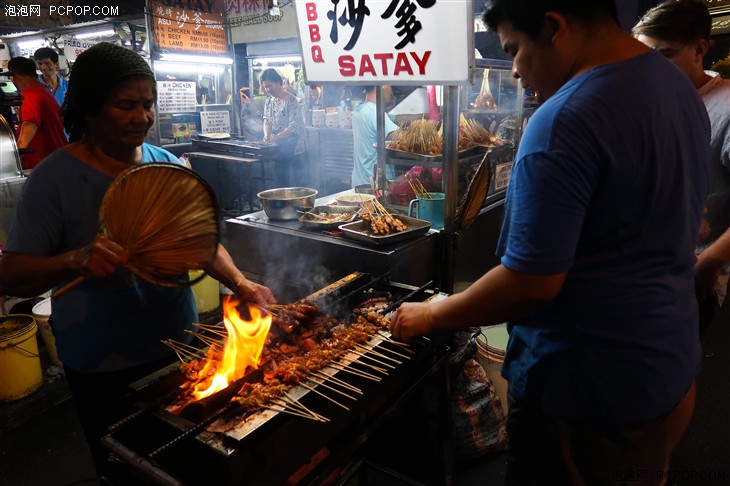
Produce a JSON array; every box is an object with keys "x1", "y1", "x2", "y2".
[{"x1": 257, "y1": 187, "x2": 318, "y2": 220}]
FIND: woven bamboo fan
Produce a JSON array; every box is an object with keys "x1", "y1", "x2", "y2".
[
  {"x1": 52, "y1": 163, "x2": 219, "y2": 297},
  {"x1": 455, "y1": 152, "x2": 492, "y2": 231}
]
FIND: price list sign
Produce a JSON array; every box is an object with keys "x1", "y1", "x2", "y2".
[
  {"x1": 149, "y1": 0, "x2": 228, "y2": 55},
  {"x1": 158, "y1": 81, "x2": 197, "y2": 114}
]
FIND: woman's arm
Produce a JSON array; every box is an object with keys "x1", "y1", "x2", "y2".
[
  {"x1": 205, "y1": 243, "x2": 276, "y2": 306},
  {"x1": 0, "y1": 235, "x2": 127, "y2": 297}
]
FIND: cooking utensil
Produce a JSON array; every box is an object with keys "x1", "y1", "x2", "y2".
[
  {"x1": 257, "y1": 187, "x2": 318, "y2": 220},
  {"x1": 456, "y1": 152, "x2": 492, "y2": 231}
]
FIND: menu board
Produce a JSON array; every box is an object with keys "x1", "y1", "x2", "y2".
[
  {"x1": 200, "y1": 110, "x2": 231, "y2": 134},
  {"x1": 158, "y1": 81, "x2": 197, "y2": 114},
  {"x1": 149, "y1": 0, "x2": 228, "y2": 55}
]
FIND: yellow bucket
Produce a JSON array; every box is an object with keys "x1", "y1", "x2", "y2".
[
  {"x1": 0, "y1": 314, "x2": 43, "y2": 403},
  {"x1": 477, "y1": 324, "x2": 509, "y2": 415},
  {"x1": 189, "y1": 271, "x2": 220, "y2": 314}
]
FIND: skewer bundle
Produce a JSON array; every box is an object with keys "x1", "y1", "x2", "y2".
[
  {"x1": 359, "y1": 198, "x2": 407, "y2": 235},
  {"x1": 52, "y1": 163, "x2": 219, "y2": 297}
]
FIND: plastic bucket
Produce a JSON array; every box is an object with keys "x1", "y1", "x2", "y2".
[
  {"x1": 0, "y1": 315, "x2": 43, "y2": 403},
  {"x1": 32, "y1": 297, "x2": 62, "y2": 368},
  {"x1": 190, "y1": 271, "x2": 221, "y2": 314},
  {"x1": 477, "y1": 324, "x2": 509, "y2": 414}
]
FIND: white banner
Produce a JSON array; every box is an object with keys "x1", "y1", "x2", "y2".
[{"x1": 294, "y1": 0, "x2": 473, "y2": 85}]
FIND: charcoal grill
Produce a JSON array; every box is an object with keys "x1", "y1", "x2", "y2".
[{"x1": 102, "y1": 272, "x2": 452, "y2": 485}]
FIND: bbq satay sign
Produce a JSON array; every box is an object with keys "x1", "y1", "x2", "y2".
[{"x1": 294, "y1": 0, "x2": 474, "y2": 85}]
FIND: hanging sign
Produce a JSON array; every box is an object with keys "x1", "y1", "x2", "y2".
[
  {"x1": 157, "y1": 81, "x2": 197, "y2": 114},
  {"x1": 63, "y1": 38, "x2": 100, "y2": 62},
  {"x1": 293, "y1": 0, "x2": 473, "y2": 85},
  {"x1": 200, "y1": 110, "x2": 231, "y2": 133},
  {"x1": 148, "y1": 0, "x2": 228, "y2": 56}
]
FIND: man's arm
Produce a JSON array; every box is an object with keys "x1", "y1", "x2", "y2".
[
  {"x1": 390, "y1": 264, "x2": 567, "y2": 341},
  {"x1": 16, "y1": 121, "x2": 38, "y2": 149}
]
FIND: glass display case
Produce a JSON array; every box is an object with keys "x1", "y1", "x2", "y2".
[
  {"x1": 153, "y1": 61, "x2": 234, "y2": 144},
  {"x1": 385, "y1": 59, "x2": 524, "y2": 208}
]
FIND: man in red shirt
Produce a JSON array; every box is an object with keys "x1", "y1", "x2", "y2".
[{"x1": 7, "y1": 57, "x2": 67, "y2": 169}]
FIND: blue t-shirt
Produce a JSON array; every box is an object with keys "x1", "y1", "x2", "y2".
[
  {"x1": 351, "y1": 102, "x2": 398, "y2": 187},
  {"x1": 498, "y1": 50, "x2": 710, "y2": 423},
  {"x1": 4, "y1": 144, "x2": 196, "y2": 373},
  {"x1": 38, "y1": 75, "x2": 68, "y2": 107}
]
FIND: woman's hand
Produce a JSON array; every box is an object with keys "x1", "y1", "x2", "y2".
[
  {"x1": 235, "y1": 278, "x2": 276, "y2": 307},
  {"x1": 71, "y1": 235, "x2": 127, "y2": 278},
  {"x1": 389, "y1": 302, "x2": 435, "y2": 341}
]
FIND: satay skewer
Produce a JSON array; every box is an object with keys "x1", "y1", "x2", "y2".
[
  {"x1": 354, "y1": 343, "x2": 404, "y2": 365},
  {"x1": 313, "y1": 371, "x2": 362, "y2": 394},
  {"x1": 298, "y1": 382, "x2": 350, "y2": 410}
]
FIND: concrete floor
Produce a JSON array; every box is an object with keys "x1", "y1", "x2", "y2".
[{"x1": 1, "y1": 304, "x2": 729, "y2": 485}]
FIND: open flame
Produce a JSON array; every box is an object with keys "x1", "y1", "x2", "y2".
[{"x1": 191, "y1": 295, "x2": 271, "y2": 401}]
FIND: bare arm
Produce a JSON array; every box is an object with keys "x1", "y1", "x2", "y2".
[
  {"x1": 205, "y1": 243, "x2": 276, "y2": 306},
  {"x1": 17, "y1": 121, "x2": 38, "y2": 149},
  {"x1": 695, "y1": 227, "x2": 730, "y2": 298},
  {"x1": 0, "y1": 235, "x2": 127, "y2": 298},
  {"x1": 390, "y1": 264, "x2": 567, "y2": 341}
]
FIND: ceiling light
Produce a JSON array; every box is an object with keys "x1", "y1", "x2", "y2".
[
  {"x1": 155, "y1": 62, "x2": 225, "y2": 74},
  {"x1": 159, "y1": 53, "x2": 233, "y2": 65},
  {"x1": 17, "y1": 38, "x2": 46, "y2": 49},
  {"x1": 74, "y1": 29, "x2": 116, "y2": 39}
]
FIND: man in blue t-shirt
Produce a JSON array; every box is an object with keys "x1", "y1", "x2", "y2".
[
  {"x1": 389, "y1": 1, "x2": 709, "y2": 482},
  {"x1": 351, "y1": 85, "x2": 398, "y2": 188}
]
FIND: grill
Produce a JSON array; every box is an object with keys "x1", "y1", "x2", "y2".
[
  {"x1": 188, "y1": 138, "x2": 283, "y2": 213},
  {"x1": 102, "y1": 272, "x2": 452, "y2": 485},
  {"x1": 190, "y1": 138, "x2": 284, "y2": 159}
]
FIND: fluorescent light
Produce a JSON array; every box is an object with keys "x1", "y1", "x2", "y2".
[
  {"x1": 17, "y1": 38, "x2": 45, "y2": 49},
  {"x1": 159, "y1": 53, "x2": 233, "y2": 65},
  {"x1": 155, "y1": 62, "x2": 225, "y2": 74},
  {"x1": 74, "y1": 29, "x2": 116, "y2": 39},
  {"x1": 251, "y1": 56, "x2": 302, "y2": 65}
]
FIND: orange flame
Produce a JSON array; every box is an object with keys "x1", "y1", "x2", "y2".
[{"x1": 191, "y1": 295, "x2": 271, "y2": 401}]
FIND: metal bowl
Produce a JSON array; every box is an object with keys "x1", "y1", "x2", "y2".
[{"x1": 257, "y1": 187, "x2": 318, "y2": 220}]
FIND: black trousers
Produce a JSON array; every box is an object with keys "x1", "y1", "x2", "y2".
[{"x1": 64, "y1": 356, "x2": 176, "y2": 477}]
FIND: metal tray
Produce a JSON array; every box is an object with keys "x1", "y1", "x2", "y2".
[
  {"x1": 338, "y1": 214, "x2": 431, "y2": 247},
  {"x1": 384, "y1": 145, "x2": 486, "y2": 162},
  {"x1": 299, "y1": 205, "x2": 359, "y2": 230}
]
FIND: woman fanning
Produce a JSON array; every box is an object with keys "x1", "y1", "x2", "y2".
[
  {"x1": 260, "y1": 68, "x2": 307, "y2": 187},
  {"x1": 0, "y1": 43, "x2": 275, "y2": 479}
]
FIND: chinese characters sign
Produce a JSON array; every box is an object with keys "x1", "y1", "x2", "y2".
[
  {"x1": 149, "y1": 0, "x2": 228, "y2": 56},
  {"x1": 294, "y1": 0, "x2": 473, "y2": 84}
]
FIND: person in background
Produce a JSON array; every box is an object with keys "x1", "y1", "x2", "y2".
[
  {"x1": 0, "y1": 42, "x2": 275, "y2": 479},
  {"x1": 260, "y1": 68, "x2": 307, "y2": 187},
  {"x1": 33, "y1": 47, "x2": 68, "y2": 107},
  {"x1": 351, "y1": 85, "x2": 399, "y2": 189},
  {"x1": 633, "y1": 0, "x2": 730, "y2": 334},
  {"x1": 6, "y1": 57, "x2": 67, "y2": 170},
  {"x1": 389, "y1": 1, "x2": 709, "y2": 484}
]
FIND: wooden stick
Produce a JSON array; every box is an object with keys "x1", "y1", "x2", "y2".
[
  {"x1": 313, "y1": 371, "x2": 362, "y2": 394},
  {"x1": 50, "y1": 276, "x2": 86, "y2": 298},
  {"x1": 354, "y1": 344, "x2": 404, "y2": 365},
  {"x1": 328, "y1": 362, "x2": 382, "y2": 382},
  {"x1": 305, "y1": 377, "x2": 357, "y2": 401},
  {"x1": 298, "y1": 382, "x2": 349, "y2": 410},
  {"x1": 349, "y1": 350, "x2": 394, "y2": 370}
]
